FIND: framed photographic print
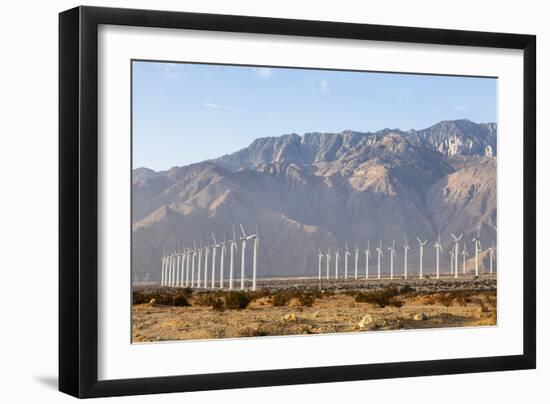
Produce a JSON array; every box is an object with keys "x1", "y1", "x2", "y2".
[{"x1": 59, "y1": 6, "x2": 536, "y2": 398}]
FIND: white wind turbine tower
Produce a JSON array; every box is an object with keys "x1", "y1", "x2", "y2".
[
  {"x1": 181, "y1": 246, "x2": 187, "y2": 286},
  {"x1": 417, "y1": 238, "x2": 428, "y2": 279},
  {"x1": 335, "y1": 248, "x2": 340, "y2": 279},
  {"x1": 365, "y1": 241, "x2": 371, "y2": 279},
  {"x1": 449, "y1": 249, "x2": 455, "y2": 276},
  {"x1": 460, "y1": 242, "x2": 469, "y2": 275},
  {"x1": 433, "y1": 232, "x2": 443, "y2": 279},
  {"x1": 451, "y1": 233, "x2": 463, "y2": 279},
  {"x1": 166, "y1": 252, "x2": 172, "y2": 287},
  {"x1": 317, "y1": 249, "x2": 323, "y2": 280},
  {"x1": 191, "y1": 242, "x2": 196, "y2": 287},
  {"x1": 229, "y1": 227, "x2": 238, "y2": 290},
  {"x1": 326, "y1": 248, "x2": 331, "y2": 280},
  {"x1": 376, "y1": 240, "x2": 383, "y2": 279},
  {"x1": 176, "y1": 247, "x2": 181, "y2": 287},
  {"x1": 472, "y1": 226, "x2": 482, "y2": 276},
  {"x1": 388, "y1": 239, "x2": 396, "y2": 279},
  {"x1": 249, "y1": 224, "x2": 259, "y2": 291},
  {"x1": 203, "y1": 241, "x2": 209, "y2": 288},
  {"x1": 211, "y1": 234, "x2": 219, "y2": 289},
  {"x1": 185, "y1": 246, "x2": 191, "y2": 287},
  {"x1": 403, "y1": 237, "x2": 410, "y2": 279},
  {"x1": 196, "y1": 241, "x2": 202, "y2": 287},
  {"x1": 239, "y1": 225, "x2": 248, "y2": 290},
  {"x1": 354, "y1": 244, "x2": 360, "y2": 279},
  {"x1": 344, "y1": 244, "x2": 350, "y2": 279},
  {"x1": 219, "y1": 235, "x2": 226, "y2": 289},
  {"x1": 489, "y1": 244, "x2": 495, "y2": 274},
  {"x1": 160, "y1": 252, "x2": 166, "y2": 286}
]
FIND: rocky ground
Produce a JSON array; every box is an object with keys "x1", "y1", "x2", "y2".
[{"x1": 132, "y1": 276, "x2": 497, "y2": 342}]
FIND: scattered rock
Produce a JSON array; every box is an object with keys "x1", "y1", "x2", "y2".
[
  {"x1": 358, "y1": 314, "x2": 376, "y2": 329},
  {"x1": 283, "y1": 313, "x2": 297, "y2": 322},
  {"x1": 414, "y1": 313, "x2": 428, "y2": 321}
]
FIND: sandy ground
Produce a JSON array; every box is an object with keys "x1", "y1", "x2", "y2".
[{"x1": 132, "y1": 276, "x2": 497, "y2": 342}]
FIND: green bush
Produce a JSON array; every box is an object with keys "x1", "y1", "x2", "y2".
[
  {"x1": 297, "y1": 293, "x2": 315, "y2": 307},
  {"x1": 271, "y1": 292, "x2": 290, "y2": 307},
  {"x1": 132, "y1": 291, "x2": 147, "y2": 305},
  {"x1": 173, "y1": 293, "x2": 190, "y2": 307},
  {"x1": 211, "y1": 298, "x2": 225, "y2": 312},
  {"x1": 354, "y1": 287, "x2": 402, "y2": 308},
  {"x1": 224, "y1": 291, "x2": 252, "y2": 310}
]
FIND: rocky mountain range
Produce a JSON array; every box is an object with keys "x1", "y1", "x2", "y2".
[{"x1": 132, "y1": 119, "x2": 497, "y2": 281}]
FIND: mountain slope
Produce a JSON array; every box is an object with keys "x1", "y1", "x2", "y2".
[{"x1": 132, "y1": 120, "x2": 497, "y2": 281}]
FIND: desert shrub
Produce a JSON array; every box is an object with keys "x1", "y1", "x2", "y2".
[
  {"x1": 179, "y1": 287, "x2": 194, "y2": 297},
  {"x1": 297, "y1": 293, "x2": 316, "y2": 307},
  {"x1": 354, "y1": 287, "x2": 401, "y2": 308},
  {"x1": 399, "y1": 284, "x2": 415, "y2": 294},
  {"x1": 422, "y1": 295, "x2": 436, "y2": 305},
  {"x1": 194, "y1": 293, "x2": 218, "y2": 307},
  {"x1": 224, "y1": 291, "x2": 252, "y2": 310},
  {"x1": 211, "y1": 298, "x2": 225, "y2": 312},
  {"x1": 271, "y1": 292, "x2": 290, "y2": 307},
  {"x1": 132, "y1": 291, "x2": 147, "y2": 305},
  {"x1": 172, "y1": 293, "x2": 190, "y2": 307},
  {"x1": 437, "y1": 293, "x2": 455, "y2": 307}
]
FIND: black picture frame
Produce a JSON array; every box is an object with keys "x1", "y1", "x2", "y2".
[{"x1": 59, "y1": 5, "x2": 536, "y2": 398}]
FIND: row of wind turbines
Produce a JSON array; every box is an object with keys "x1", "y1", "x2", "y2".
[
  {"x1": 160, "y1": 225, "x2": 260, "y2": 290},
  {"x1": 317, "y1": 228, "x2": 496, "y2": 281}
]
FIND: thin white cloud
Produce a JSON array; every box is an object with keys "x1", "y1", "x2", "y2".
[
  {"x1": 455, "y1": 105, "x2": 467, "y2": 112},
  {"x1": 254, "y1": 67, "x2": 273, "y2": 78},
  {"x1": 320, "y1": 80, "x2": 329, "y2": 93},
  {"x1": 202, "y1": 102, "x2": 237, "y2": 112}
]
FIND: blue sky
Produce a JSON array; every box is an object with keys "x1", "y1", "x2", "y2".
[{"x1": 132, "y1": 61, "x2": 497, "y2": 171}]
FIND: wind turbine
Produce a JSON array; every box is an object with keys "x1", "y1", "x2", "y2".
[
  {"x1": 417, "y1": 238, "x2": 428, "y2": 279},
  {"x1": 229, "y1": 227, "x2": 238, "y2": 290},
  {"x1": 403, "y1": 237, "x2": 410, "y2": 279},
  {"x1": 317, "y1": 249, "x2": 323, "y2": 280},
  {"x1": 388, "y1": 239, "x2": 396, "y2": 279},
  {"x1": 354, "y1": 244, "x2": 360, "y2": 280},
  {"x1": 335, "y1": 248, "x2": 340, "y2": 279},
  {"x1": 185, "y1": 246, "x2": 191, "y2": 287},
  {"x1": 434, "y1": 232, "x2": 443, "y2": 279},
  {"x1": 451, "y1": 233, "x2": 463, "y2": 278},
  {"x1": 167, "y1": 252, "x2": 173, "y2": 287},
  {"x1": 203, "y1": 241, "x2": 209, "y2": 289},
  {"x1": 460, "y1": 242, "x2": 469, "y2": 275},
  {"x1": 376, "y1": 240, "x2": 383, "y2": 279},
  {"x1": 239, "y1": 224, "x2": 248, "y2": 290},
  {"x1": 160, "y1": 253, "x2": 166, "y2": 286},
  {"x1": 449, "y1": 249, "x2": 455, "y2": 277},
  {"x1": 365, "y1": 241, "x2": 371, "y2": 279},
  {"x1": 326, "y1": 248, "x2": 331, "y2": 280},
  {"x1": 176, "y1": 248, "x2": 182, "y2": 287},
  {"x1": 181, "y1": 246, "x2": 187, "y2": 286},
  {"x1": 196, "y1": 241, "x2": 202, "y2": 287},
  {"x1": 344, "y1": 243, "x2": 350, "y2": 279},
  {"x1": 219, "y1": 235, "x2": 226, "y2": 289},
  {"x1": 489, "y1": 244, "x2": 495, "y2": 274},
  {"x1": 191, "y1": 241, "x2": 196, "y2": 287},
  {"x1": 250, "y1": 224, "x2": 259, "y2": 291},
  {"x1": 472, "y1": 226, "x2": 482, "y2": 276},
  {"x1": 211, "y1": 234, "x2": 218, "y2": 289}
]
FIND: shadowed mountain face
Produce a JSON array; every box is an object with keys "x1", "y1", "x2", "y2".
[{"x1": 132, "y1": 120, "x2": 497, "y2": 281}]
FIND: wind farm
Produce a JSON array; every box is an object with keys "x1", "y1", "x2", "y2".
[{"x1": 131, "y1": 61, "x2": 498, "y2": 343}]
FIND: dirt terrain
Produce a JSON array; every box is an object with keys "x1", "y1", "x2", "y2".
[{"x1": 132, "y1": 276, "x2": 497, "y2": 342}]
